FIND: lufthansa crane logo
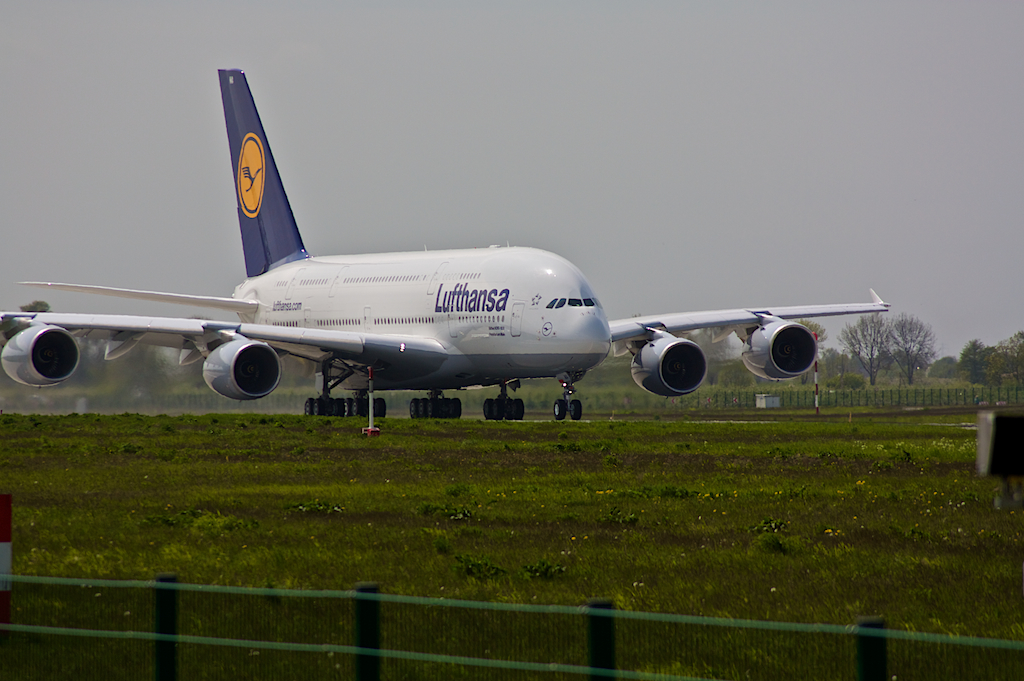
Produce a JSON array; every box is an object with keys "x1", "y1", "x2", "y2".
[{"x1": 237, "y1": 133, "x2": 265, "y2": 218}]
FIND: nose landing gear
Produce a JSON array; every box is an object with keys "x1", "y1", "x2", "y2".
[{"x1": 553, "y1": 375, "x2": 582, "y2": 421}]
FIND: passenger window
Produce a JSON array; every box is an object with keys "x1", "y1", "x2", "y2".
[
  {"x1": 554, "y1": 299, "x2": 567, "y2": 309},
  {"x1": 546, "y1": 299, "x2": 558, "y2": 309},
  {"x1": 583, "y1": 298, "x2": 595, "y2": 307},
  {"x1": 568, "y1": 299, "x2": 583, "y2": 307}
]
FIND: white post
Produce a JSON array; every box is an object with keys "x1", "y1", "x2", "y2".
[
  {"x1": 814, "y1": 332, "x2": 820, "y2": 415},
  {"x1": 362, "y1": 369, "x2": 380, "y2": 436},
  {"x1": 367, "y1": 367, "x2": 374, "y2": 430},
  {"x1": 1, "y1": 494, "x2": 11, "y2": 634}
]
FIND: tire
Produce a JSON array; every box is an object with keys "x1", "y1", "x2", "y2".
[
  {"x1": 452, "y1": 398, "x2": 462, "y2": 419},
  {"x1": 553, "y1": 399, "x2": 567, "y2": 421},
  {"x1": 569, "y1": 399, "x2": 582, "y2": 421},
  {"x1": 374, "y1": 397, "x2": 386, "y2": 418},
  {"x1": 483, "y1": 398, "x2": 494, "y2": 420},
  {"x1": 346, "y1": 398, "x2": 356, "y2": 417},
  {"x1": 304, "y1": 397, "x2": 315, "y2": 416},
  {"x1": 409, "y1": 399, "x2": 418, "y2": 419},
  {"x1": 513, "y1": 398, "x2": 525, "y2": 421},
  {"x1": 314, "y1": 398, "x2": 326, "y2": 416}
]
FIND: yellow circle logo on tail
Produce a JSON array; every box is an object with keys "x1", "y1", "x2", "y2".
[{"x1": 237, "y1": 133, "x2": 265, "y2": 218}]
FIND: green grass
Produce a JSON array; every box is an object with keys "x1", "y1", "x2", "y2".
[{"x1": 2, "y1": 411, "x2": 1021, "y2": 644}]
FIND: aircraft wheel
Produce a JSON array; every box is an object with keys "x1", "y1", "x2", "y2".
[
  {"x1": 312, "y1": 398, "x2": 325, "y2": 416},
  {"x1": 483, "y1": 398, "x2": 494, "y2": 420},
  {"x1": 346, "y1": 398, "x2": 356, "y2": 417},
  {"x1": 513, "y1": 398, "x2": 525, "y2": 421},
  {"x1": 304, "y1": 397, "x2": 315, "y2": 416},
  {"x1": 452, "y1": 398, "x2": 462, "y2": 419},
  {"x1": 374, "y1": 398, "x2": 386, "y2": 418},
  {"x1": 409, "y1": 399, "x2": 418, "y2": 419},
  {"x1": 553, "y1": 399, "x2": 567, "y2": 421},
  {"x1": 569, "y1": 399, "x2": 582, "y2": 421}
]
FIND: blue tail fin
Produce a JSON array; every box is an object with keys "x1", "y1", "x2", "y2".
[{"x1": 219, "y1": 69, "x2": 309, "y2": 278}]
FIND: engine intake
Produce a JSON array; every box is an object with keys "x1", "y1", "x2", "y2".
[
  {"x1": 1, "y1": 325, "x2": 80, "y2": 386},
  {"x1": 203, "y1": 339, "x2": 281, "y2": 400},
  {"x1": 630, "y1": 336, "x2": 707, "y2": 396},
  {"x1": 741, "y1": 320, "x2": 817, "y2": 380}
]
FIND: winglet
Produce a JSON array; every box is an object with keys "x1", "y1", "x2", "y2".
[{"x1": 869, "y1": 288, "x2": 888, "y2": 307}]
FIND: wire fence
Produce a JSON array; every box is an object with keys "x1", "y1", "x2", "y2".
[{"x1": 2, "y1": 575, "x2": 1024, "y2": 680}]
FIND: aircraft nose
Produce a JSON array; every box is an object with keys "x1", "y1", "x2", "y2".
[{"x1": 565, "y1": 309, "x2": 611, "y2": 357}]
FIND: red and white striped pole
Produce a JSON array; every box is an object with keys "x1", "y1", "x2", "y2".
[
  {"x1": 0, "y1": 494, "x2": 11, "y2": 635},
  {"x1": 362, "y1": 368, "x2": 380, "y2": 437},
  {"x1": 814, "y1": 332, "x2": 820, "y2": 415}
]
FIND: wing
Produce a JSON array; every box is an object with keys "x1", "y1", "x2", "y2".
[
  {"x1": 20, "y1": 282, "x2": 258, "y2": 314},
  {"x1": 608, "y1": 289, "x2": 889, "y2": 354},
  {"x1": 0, "y1": 311, "x2": 447, "y2": 377}
]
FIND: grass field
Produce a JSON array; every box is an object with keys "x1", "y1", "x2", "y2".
[{"x1": 2, "y1": 409, "x2": 1022, "y2": 643}]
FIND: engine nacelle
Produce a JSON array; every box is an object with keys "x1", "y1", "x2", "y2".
[
  {"x1": 203, "y1": 339, "x2": 281, "y2": 400},
  {"x1": 1, "y1": 325, "x2": 80, "y2": 387},
  {"x1": 741, "y1": 320, "x2": 817, "y2": 380},
  {"x1": 630, "y1": 336, "x2": 707, "y2": 396}
]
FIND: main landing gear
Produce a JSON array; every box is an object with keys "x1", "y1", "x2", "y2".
[
  {"x1": 304, "y1": 394, "x2": 386, "y2": 418},
  {"x1": 553, "y1": 375, "x2": 582, "y2": 421},
  {"x1": 410, "y1": 390, "x2": 462, "y2": 419},
  {"x1": 483, "y1": 380, "x2": 525, "y2": 421},
  {"x1": 302, "y1": 359, "x2": 385, "y2": 417}
]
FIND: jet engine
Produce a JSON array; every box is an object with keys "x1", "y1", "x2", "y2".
[
  {"x1": 1, "y1": 324, "x2": 80, "y2": 386},
  {"x1": 630, "y1": 336, "x2": 707, "y2": 396},
  {"x1": 203, "y1": 339, "x2": 281, "y2": 400},
  {"x1": 741, "y1": 319, "x2": 817, "y2": 380}
]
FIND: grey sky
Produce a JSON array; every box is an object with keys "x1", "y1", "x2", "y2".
[{"x1": 2, "y1": 2, "x2": 1022, "y2": 359}]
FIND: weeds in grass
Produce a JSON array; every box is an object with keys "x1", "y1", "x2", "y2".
[
  {"x1": 419, "y1": 503, "x2": 475, "y2": 521},
  {"x1": 453, "y1": 554, "x2": 507, "y2": 578},
  {"x1": 285, "y1": 500, "x2": 344, "y2": 514},
  {"x1": 521, "y1": 559, "x2": 566, "y2": 579},
  {"x1": 600, "y1": 506, "x2": 638, "y2": 524},
  {"x1": 748, "y1": 517, "x2": 787, "y2": 534}
]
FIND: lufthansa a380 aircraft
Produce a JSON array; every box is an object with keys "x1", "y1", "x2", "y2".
[{"x1": 1, "y1": 70, "x2": 889, "y2": 421}]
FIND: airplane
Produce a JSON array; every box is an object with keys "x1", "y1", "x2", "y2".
[{"x1": 0, "y1": 69, "x2": 890, "y2": 421}]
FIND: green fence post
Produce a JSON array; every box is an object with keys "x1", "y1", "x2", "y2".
[
  {"x1": 588, "y1": 598, "x2": 615, "y2": 679},
  {"x1": 856, "y1": 616, "x2": 886, "y2": 681},
  {"x1": 355, "y1": 582, "x2": 380, "y2": 681},
  {"x1": 154, "y1": 573, "x2": 177, "y2": 681}
]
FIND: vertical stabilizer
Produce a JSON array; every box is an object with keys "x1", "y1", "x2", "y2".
[{"x1": 219, "y1": 69, "x2": 309, "y2": 278}]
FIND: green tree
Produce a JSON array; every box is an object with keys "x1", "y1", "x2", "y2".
[
  {"x1": 958, "y1": 340, "x2": 989, "y2": 384},
  {"x1": 19, "y1": 300, "x2": 50, "y2": 312},
  {"x1": 927, "y1": 356, "x2": 958, "y2": 379}
]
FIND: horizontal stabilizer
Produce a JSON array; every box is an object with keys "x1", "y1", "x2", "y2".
[{"x1": 20, "y1": 282, "x2": 259, "y2": 314}]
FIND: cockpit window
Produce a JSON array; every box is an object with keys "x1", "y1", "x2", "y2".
[
  {"x1": 583, "y1": 298, "x2": 596, "y2": 307},
  {"x1": 554, "y1": 298, "x2": 567, "y2": 309},
  {"x1": 546, "y1": 299, "x2": 558, "y2": 309},
  {"x1": 568, "y1": 298, "x2": 583, "y2": 307}
]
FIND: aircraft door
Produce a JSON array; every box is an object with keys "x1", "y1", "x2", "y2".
[
  {"x1": 427, "y1": 262, "x2": 448, "y2": 295},
  {"x1": 510, "y1": 302, "x2": 525, "y2": 337},
  {"x1": 286, "y1": 268, "x2": 306, "y2": 300},
  {"x1": 363, "y1": 306, "x2": 372, "y2": 331},
  {"x1": 328, "y1": 267, "x2": 348, "y2": 298}
]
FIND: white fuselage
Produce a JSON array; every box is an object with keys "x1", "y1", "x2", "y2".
[{"x1": 233, "y1": 246, "x2": 611, "y2": 391}]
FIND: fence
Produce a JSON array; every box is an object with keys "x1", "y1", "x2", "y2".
[
  {"x1": 2, "y1": 575, "x2": 1023, "y2": 680},
  {"x1": 658, "y1": 386, "x2": 1024, "y2": 411}
]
